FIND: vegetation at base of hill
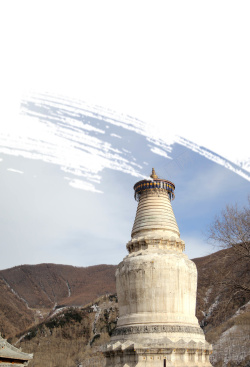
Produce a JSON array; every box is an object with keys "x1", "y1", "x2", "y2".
[
  {"x1": 14, "y1": 295, "x2": 118, "y2": 367},
  {"x1": 21, "y1": 308, "x2": 83, "y2": 341},
  {"x1": 45, "y1": 309, "x2": 83, "y2": 330},
  {"x1": 205, "y1": 305, "x2": 250, "y2": 344}
]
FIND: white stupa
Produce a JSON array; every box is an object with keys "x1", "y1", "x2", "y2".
[{"x1": 104, "y1": 169, "x2": 212, "y2": 366}]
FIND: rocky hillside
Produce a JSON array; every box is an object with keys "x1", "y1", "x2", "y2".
[
  {"x1": 0, "y1": 248, "x2": 249, "y2": 367},
  {"x1": 13, "y1": 295, "x2": 119, "y2": 367},
  {"x1": 194, "y1": 248, "x2": 249, "y2": 333},
  {"x1": 193, "y1": 248, "x2": 250, "y2": 367}
]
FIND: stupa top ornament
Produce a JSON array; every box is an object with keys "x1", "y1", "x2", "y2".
[
  {"x1": 150, "y1": 167, "x2": 158, "y2": 179},
  {"x1": 133, "y1": 168, "x2": 175, "y2": 202}
]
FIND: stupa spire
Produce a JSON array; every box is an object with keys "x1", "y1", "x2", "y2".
[
  {"x1": 132, "y1": 168, "x2": 180, "y2": 240},
  {"x1": 150, "y1": 167, "x2": 158, "y2": 179}
]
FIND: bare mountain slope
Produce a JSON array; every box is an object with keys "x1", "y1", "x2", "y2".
[
  {"x1": 0, "y1": 277, "x2": 36, "y2": 338},
  {"x1": 193, "y1": 247, "x2": 250, "y2": 334},
  {"x1": 0, "y1": 264, "x2": 116, "y2": 338}
]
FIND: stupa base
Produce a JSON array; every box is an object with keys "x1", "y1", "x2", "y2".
[{"x1": 104, "y1": 340, "x2": 212, "y2": 367}]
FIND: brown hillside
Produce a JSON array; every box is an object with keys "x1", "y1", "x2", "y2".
[
  {"x1": 193, "y1": 247, "x2": 250, "y2": 335},
  {"x1": 0, "y1": 277, "x2": 35, "y2": 338},
  {"x1": 0, "y1": 264, "x2": 117, "y2": 338},
  {"x1": 0, "y1": 264, "x2": 117, "y2": 308}
]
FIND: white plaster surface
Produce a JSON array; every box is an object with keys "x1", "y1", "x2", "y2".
[{"x1": 105, "y1": 187, "x2": 212, "y2": 366}]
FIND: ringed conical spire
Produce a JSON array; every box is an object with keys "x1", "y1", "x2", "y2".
[{"x1": 131, "y1": 169, "x2": 180, "y2": 239}]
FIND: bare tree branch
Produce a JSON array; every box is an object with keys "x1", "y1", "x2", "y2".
[{"x1": 206, "y1": 196, "x2": 250, "y2": 301}]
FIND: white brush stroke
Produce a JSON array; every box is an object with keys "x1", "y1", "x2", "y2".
[
  {"x1": 110, "y1": 133, "x2": 122, "y2": 139},
  {"x1": 7, "y1": 168, "x2": 24, "y2": 174},
  {"x1": 151, "y1": 147, "x2": 171, "y2": 159},
  {"x1": 0, "y1": 92, "x2": 249, "y2": 196},
  {"x1": 65, "y1": 178, "x2": 103, "y2": 193}
]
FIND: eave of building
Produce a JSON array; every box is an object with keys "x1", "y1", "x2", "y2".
[{"x1": 0, "y1": 337, "x2": 33, "y2": 363}]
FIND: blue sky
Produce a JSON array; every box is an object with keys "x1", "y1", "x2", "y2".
[{"x1": 0, "y1": 1, "x2": 249, "y2": 270}]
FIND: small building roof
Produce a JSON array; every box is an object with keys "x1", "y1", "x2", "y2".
[{"x1": 0, "y1": 334, "x2": 33, "y2": 365}]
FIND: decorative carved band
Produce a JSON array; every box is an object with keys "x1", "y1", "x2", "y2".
[
  {"x1": 112, "y1": 325, "x2": 203, "y2": 336},
  {"x1": 133, "y1": 179, "x2": 175, "y2": 202},
  {"x1": 126, "y1": 237, "x2": 185, "y2": 254}
]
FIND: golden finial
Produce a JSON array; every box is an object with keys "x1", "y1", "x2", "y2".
[{"x1": 150, "y1": 168, "x2": 158, "y2": 180}]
